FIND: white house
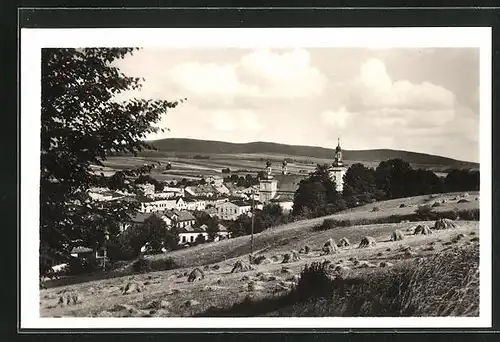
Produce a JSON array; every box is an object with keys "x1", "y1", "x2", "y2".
[
  {"x1": 185, "y1": 184, "x2": 216, "y2": 198},
  {"x1": 178, "y1": 225, "x2": 208, "y2": 245},
  {"x1": 162, "y1": 210, "x2": 196, "y2": 229},
  {"x1": 214, "y1": 223, "x2": 230, "y2": 241},
  {"x1": 214, "y1": 183, "x2": 230, "y2": 196},
  {"x1": 216, "y1": 200, "x2": 252, "y2": 221},
  {"x1": 154, "y1": 186, "x2": 184, "y2": 199},
  {"x1": 139, "y1": 197, "x2": 186, "y2": 213},
  {"x1": 139, "y1": 198, "x2": 177, "y2": 213},
  {"x1": 137, "y1": 183, "x2": 155, "y2": 197},
  {"x1": 87, "y1": 187, "x2": 125, "y2": 202},
  {"x1": 184, "y1": 198, "x2": 206, "y2": 211}
]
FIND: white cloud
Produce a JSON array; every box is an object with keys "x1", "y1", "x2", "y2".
[
  {"x1": 211, "y1": 110, "x2": 237, "y2": 131},
  {"x1": 239, "y1": 110, "x2": 261, "y2": 131},
  {"x1": 355, "y1": 58, "x2": 456, "y2": 112},
  {"x1": 164, "y1": 49, "x2": 327, "y2": 101},
  {"x1": 320, "y1": 107, "x2": 352, "y2": 129},
  {"x1": 237, "y1": 49, "x2": 327, "y2": 98}
]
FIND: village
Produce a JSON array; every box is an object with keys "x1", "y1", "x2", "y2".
[{"x1": 68, "y1": 142, "x2": 349, "y2": 263}]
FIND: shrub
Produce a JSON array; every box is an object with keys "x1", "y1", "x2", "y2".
[
  {"x1": 66, "y1": 257, "x2": 101, "y2": 276},
  {"x1": 295, "y1": 261, "x2": 333, "y2": 299},
  {"x1": 371, "y1": 206, "x2": 380, "y2": 212},
  {"x1": 131, "y1": 257, "x2": 152, "y2": 274},
  {"x1": 321, "y1": 219, "x2": 337, "y2": 231},
  {"x1": 459, "y1": 208, "x2": 480, "y2": 220},
  {"x1": 415, "y1": 205, "x2": 434, "y2": 220},
  {"x1": 150, "y1": 257, "x2": 178, "y2": 272}
]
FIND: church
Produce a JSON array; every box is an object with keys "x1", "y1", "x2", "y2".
[
  {"x1": 258, "y1": 138, "x2": 347, "y2": 205},
  {"x1": 328, "y1": 138, "x2": 347, "y2": 193}
]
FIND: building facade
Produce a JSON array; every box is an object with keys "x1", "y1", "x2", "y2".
[
  {"x1": 259, "y1": 161, "x2": 278, "y2": 204},
  {"x1": 216, "y1": 200, "x2": 252, "y2": 220},
  {"x1": 329, "y1": 138, "x2": 347, "y2": 193}
]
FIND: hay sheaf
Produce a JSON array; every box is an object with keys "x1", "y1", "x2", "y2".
[
  {"x1": 252, "y1": 255, "x2": 271, "y2": 265},
  {"x1": 282, "y1": 250, "x2": 300, "y2": 263},
  {"x1": 187, "y1": 268, "x2": 205, "y2": 282},
  {"x1": 57, "y1": 291, "x2": 82, "y2": 306},
  {"x1": 122, "y1": 281, "x2": 145, "y2": 295},
  {"x1": 414, "y1": 224, "x2": 433, "y2": 235},
  {"x1": 231, "y1": 260, "x2": 254, "y2": 273},
  {"x1": 434, "y1": 218, "x2": 459, "y2": 230},
  {"x1": 321, "y1": 238, "x2": 338, "y2": 255},
  {"x1": 299, "y1": 245, "x2": 311, "y2": 254},
  {"x1": 391, "y1": 229, "x2": 405, "y2": 241},
  {"x1": 358, "y1": 236, "x2": 376, "y2": 248},
  {"x1": 338, "y1": 237, "x2": 350, "y2": 248}
]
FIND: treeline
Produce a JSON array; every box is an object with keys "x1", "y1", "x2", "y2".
[
  {"x1": 222, "y1": 174, "x2": 260, "y2": 188},
  {"x1": 226, "y1": 204, "x2": 288, "y2": 238},
  {"x1": 292, "y1": 158, "x2": 479, "y2": 219}
]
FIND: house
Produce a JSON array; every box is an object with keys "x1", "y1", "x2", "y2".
[
  {"x1": 205, "y1": 175, "x2": 224, "y2": 186},
  {"x1": 153, "y1": 186, "x2": 184, "y2": 199},
  {"x1": 87, "y1": 187, "x2": 125, "y2": 202},
  {"x1": 137, "y1": 183, "x2": 155, "y2": 197},
  {"x1": 185, "y1": 184, "x2": 216, "y2": 198},
  {"x1": 216, "y1": 200, "x2": 253, "y2": 220},
  {"x1": 70, "y1": 246, "x2": 97, "y2": 260},
  {"x1": 213, "y1": 183, "x2": 230, "y2": 196},
  {"x1": 161, "y1": 210, "x2": 179, "y2": 227},
  {"x1": 184, "y1": 198, "x2": 206, "y2": 211},
  {"x1": 205, "y1": 197, "x2": 229, "y2": 207},
  {"x1": 202, "y1": 207, "x2": 218, "y2": 218},
  {"x1": 178, "y1": 225, "x2": 208, "y2": 245},
  {"x1": 214, "y1": 223, "x2": 230, "y2": 241},
  {"x1": 162, "y1": 186, "x2": 185, "y2": 197},
  {"x1": 162, "y1": 210, "x2": 196, "y2": 229},
  {"x1": 121, "y1": 212, "x2": 163, "y2": 232},
  {"x1": 139, "y1": 197, "x2": 186, "y2": 213},
  {"x1": 224, "y1": 183, "x2": 248, "y2": 198},
  {"x1": 139, "y1": 198, "x2": 177, "y2": 213},
  {"x1": 270, "y1": 194, "x2": 294, "y2": 214}
]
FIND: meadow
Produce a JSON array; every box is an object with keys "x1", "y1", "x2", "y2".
[{"x1": 39, "y1": 192, "x2": 480, "y2": 318}]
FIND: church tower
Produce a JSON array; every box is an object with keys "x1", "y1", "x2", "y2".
[
  {"x1": 282, "y1": 160, "x2": 288, "y2": 175},
  {"x1": 329, "y1": 138, "x2": 347, "y2": 193},
  {"x1": 259, "y1": 160, "x2": 278, "y2": 204}
]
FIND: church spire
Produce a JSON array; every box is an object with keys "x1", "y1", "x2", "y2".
[{"x1": 333, "y1": 137, "x2": 343, "y2": 166}]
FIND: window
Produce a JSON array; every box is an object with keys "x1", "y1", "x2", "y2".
[
  {"x1": 182, "y1": 236, "x2": 186, "y2": 243},
  {"x1": 190, "y1": 236, "x2": 194, "y2": 242}
]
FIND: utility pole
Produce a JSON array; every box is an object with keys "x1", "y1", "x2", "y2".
[
  {"x1": 249, "y1": 189, "x2": 255, "y2": 264},
  {"x1": 103, "y1": 229, "x2": 109, "y2": 271}
]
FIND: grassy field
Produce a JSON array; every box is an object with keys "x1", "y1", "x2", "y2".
[
  {"x1": 39, "y1": 220, "x2": 479, "y2": 318},
  {"x1": 97, "y1": 153, "x2": 459, "y2": 183},
  {"x1": 39, "y1": 191, "x2": 480, "y2": 318}
]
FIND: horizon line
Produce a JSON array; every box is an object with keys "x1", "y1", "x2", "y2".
[{"x1": 145, "y1": 137, "x2": 479, "y2": 164}]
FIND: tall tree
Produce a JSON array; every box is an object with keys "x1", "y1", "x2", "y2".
[
  {"x1": 375, "y1": 159, "x2": 413, "y2": 199},
  {"x1": 292, "y1": 164, "x2": 341, "y2": 217},
  {"x1": 343, "y1": 163, "x2": 376, "y2": 196},
  {"x1": 40, "y1": 48, "x2": 184, "y2": 276}
]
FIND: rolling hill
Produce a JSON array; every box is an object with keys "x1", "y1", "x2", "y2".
[{"x1": 146, "y1": 138, "x2": 478, "y2": 169}]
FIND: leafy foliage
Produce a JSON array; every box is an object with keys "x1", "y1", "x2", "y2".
[
  {"x1": 40, "y1": 48, "x2": 184, "y2": 276},
  {"x1": 131, "y1": 256, "x2": 152, "y2": 274}
]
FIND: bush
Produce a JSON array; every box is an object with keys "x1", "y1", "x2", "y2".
[
  {"x1": 150, "y1": 257, "x2": 178, "y2": 272},
  {"x1": 132, "y1": 257, "x2": 152, "y2": 274},
  {"x1": 295, "y1": 261, "x2": 333, "y2": 299},
  {"x1": 415, "y1": 205, "x2": 434, "y2": 220},
  {"x1": 66, "y1": 257, "x2": 101, "y2": 276},
  {"x1": 316, "y1": 218, "x2": 338, "y2": 231},
  {"x1": 200, "y1": 244, "x2": 479, "y2": 317},
  {"x1": 371, "y1": 206, "x2": 380, "y2": 212}
]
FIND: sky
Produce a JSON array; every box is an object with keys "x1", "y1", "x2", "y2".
[{"x1": 113, "y1": 48, "x2": 480, "y2": 163}]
